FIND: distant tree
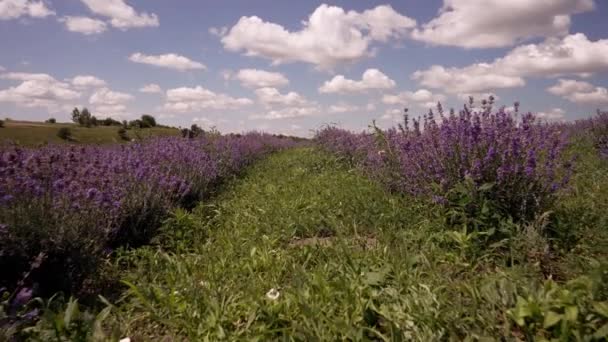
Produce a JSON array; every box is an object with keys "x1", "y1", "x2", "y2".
[
  {"x1": 90, "y1": 115, "x2": 98, "y2": 127},
  {"x1": 141, "y1": 114, "x2": 157, "y2": 128},
  {"x1": 129, "y1": 119, "x2": 142, "y2": 128},
  {"x1": 45, "y1": 118, "x2": 56, "y2": 124},
  {"x1": 122, "y1": 120, "x2": 128, "y2": 129},
  {"x1": 71, "y1": 108, "x2": 81, "y2": 124},
  {"x1": 80, "y1": 108, "x2": 93, "y2": 127},
  {"x1": 57, "y1": 127, "x2": 73, "y2": 141},
  {"x1": 102, "y1": 117, "x2": 121, "y2": 126}
]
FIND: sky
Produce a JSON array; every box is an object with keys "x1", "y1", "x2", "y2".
[{"x1": 0, "y1": 0, "x2": 607, "y2": 137}]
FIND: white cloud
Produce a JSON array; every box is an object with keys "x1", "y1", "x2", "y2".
[
  {"x1": 251, "y1": 106, "x2": 320, "y2": 120},
  {"x1": 0, "y1": 72, "x2": 80, "y2": 112},
  {"x1": 0, "y1": 0, "x2": 54, "y2": 20},
  {"x1": 79, "y1": 0, "x2": 158, "y2": 29},
  {"x1": 319, "y1": 68, "x2": 395, "y2": 94},
  {"x1": 412, "y1": 64, "x2": 525, "y2": 94},
  {"x1": 328, "y1": 104, "x2": 361, "y2": 113},
  {"x1": 89, "y1": 87, "x2": 133, "y2": 115},
  {"x1": 164, "y1": 86, "x2": 253, "y2": 112},
  {"x1": 139, "y1": 83, "x2": 162, "y2": 93},
  {"x1": 60, "y1": 16, "x2": 107, "y2": 35},
  {"x1": 412, "y1": 33, "x2": 608, "y2": 94},
  {"x1": 208, "y1": 26, "x2": 228, "y2": 37},
  {"x1": 412, "y1": 0, "x2": 594, "y2": 48},
  {"x1": 192, "y1": 117, "x2": 215, "y2": 127},
  {"x1": 235, "y1": 69, "x2": 289, "y2": 89},
  {"x1": 221, "y1": 4, "x2": 415, "y2": 69},
  {"x1": 381, "y1": 108, "x2": 403, "y2": 121},
  {"x1": 128, "y1": 53, "x2": 206, "y2": 71},
  {"x1": 70, "y1": 75, "x2": 106, "y2": 88},
  {"x1": 382, "y1": 89, "x2": 446, "y2": 109},
  {"x1": 537, "y1": 108, "x2": 566, "y2": 121},
  {"x1": 547, "y1": 79, "x2": 608, "y2": 105},
  {"x1": 254, "y1": 87, "x2": 309, "y2": 107}
]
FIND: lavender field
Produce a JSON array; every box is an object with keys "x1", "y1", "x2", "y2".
[
  {"x1": 0, "y1": 104, "x2": 606, "y2": 340},
  {"x1": 2, "y1": 0, "x2": 608, "y2": 340}
]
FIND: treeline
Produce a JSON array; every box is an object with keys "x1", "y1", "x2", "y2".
[{"x1": 70, "y1": 107, "x2": 158, "y2": 129}]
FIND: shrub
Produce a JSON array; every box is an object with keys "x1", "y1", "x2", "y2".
[
  {"x1": 0, "y1": 120, "x2": 4, "y2": 128},
  {"x1": 56, "y1": 127, "x2": 73, "y2": 141},
  {"x1": 45, "y1": 118, "x2": 56, "y2": 124},
  {"x1": 317, "y1": 100, "x2": 572, "y2": 224},
  {"x1": 117, "y1": 128, "x2": 129, "y2": 141}
]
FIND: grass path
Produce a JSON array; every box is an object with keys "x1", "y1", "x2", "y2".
[{"x1": 110, "y1": 147, "x2": 602, "y2": 340}]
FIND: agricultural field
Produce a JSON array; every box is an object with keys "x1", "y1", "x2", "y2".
[
  {"x1": 0, "y1": 120, "x2": 179, "y2": 146},
  {"x1": 1, "y1": 106, "x2": 607, "y2": 341},
  {"x1": 1, "y1": 0, "x2": 608, "y2": 340}
]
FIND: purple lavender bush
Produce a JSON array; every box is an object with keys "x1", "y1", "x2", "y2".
[
  {"x1": 590, "y1": 110, "x2": 608, "y2": 159},
  {"x1": 317, "y1": 100, "x2": 573, "y2": 225},
  {"x1": 0, "y1": 133, "x2": 294, "y2": 297}
]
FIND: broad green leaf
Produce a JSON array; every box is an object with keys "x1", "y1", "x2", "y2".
[{"x1": 543, "y1": 311, "x2": 562, "y2": 329}]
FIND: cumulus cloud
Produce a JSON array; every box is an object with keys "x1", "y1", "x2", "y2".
[
  {"x1": 251, "y1": 106, "x2": 320, "y2": 120},
  {"x1": 412, "y1": 0, "x2": 594, "y2": 48},
  {"x1": 319, "y1": 69, "x2": 395, "y2": 94},
  {"x1": 79, "y1": 0, "x2": 158, "y2": 29},
  {"x1": 70, "y1": 75, "x2": 106, "y2": 88},
  {"x1": 412, "y1": 33, "x2": 608, "y2": 94},
  {"x1": 0, "y1": 72, "x2": 80, "y2": 112},
  {"x1": 89, "y1": 87, "x2": 133, "y2": 115},
  {"x1": 536, "y1": 108, "x2": 566, "y2": 121},
  {"x1": 382, "y1": 89, "x2": 447, "y2": 109},
  {"x1": 139, "y1": 83, "x2": 162, "y2": 93},
  {"x1": 221, "y1": 4, "x2": 415, "y2": 69},
  {"x1": 328, "y1": 104, "x2": 361, "y2": 113},
  {"x1": 129, "y1": 53, "x2": 206, "y2": 71},
  {"x1": 60, "y1": 16, "x2": 107, "y2": 35},
  {"x1": 547, "y1": 79, "x2": 608, "y2": 105},
  {"x1": 164, "y1": 86, "x2": 253, "y2": 112},
  {"x1": 254, "y1": 87, "x2": 309, "y2": 107},
  {"x1": 235, "y1": 69, "x2": 289, "y2": 89},
  {"x1": 412, "y1": 64, "x2": 525, "y2": 94},
  {"x1": 0, "y1": 0, "x2": 54, "y2": 20}
]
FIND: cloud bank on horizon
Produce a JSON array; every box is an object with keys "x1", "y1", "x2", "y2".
[{"x1": 0, "y1": 0, "x2": 607, "y2": 136}]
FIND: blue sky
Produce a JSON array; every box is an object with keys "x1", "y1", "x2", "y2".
[{"x1": 0, "y1": 0, "x2": 607, "y2": 136}]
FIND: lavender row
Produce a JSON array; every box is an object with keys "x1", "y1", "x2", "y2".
[
  {"x1": 0, "y1": 133, "x2": 295, "y2": 296},
  {"x1": 317, "y1": 102, "x2": 574, "y2": 222}
]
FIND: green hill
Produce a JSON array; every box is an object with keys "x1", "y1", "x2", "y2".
[{"x1": 0, "y1": 120, "x2": 180, "y2": 146}]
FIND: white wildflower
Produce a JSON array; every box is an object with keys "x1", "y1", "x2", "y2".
[
  {"x1": 266, "y1": 288, "x2": 280, "y2": 300},
  {"x1": 119, "y1": 338, "x2": 131, "y2": 342}
]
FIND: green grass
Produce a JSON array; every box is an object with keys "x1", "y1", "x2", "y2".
[
  {"x1": 0, "y1": 120, "x2": 179, "y2": 146},
  {"x1": 61, "y1": 146, "x2": 601, "y2": 341}
]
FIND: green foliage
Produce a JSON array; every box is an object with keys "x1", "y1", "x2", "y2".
[
  {"x1": 16, "y1": 295, "x2": 119, "y2": 341},
  {"x1": 140, "y1": 114, "x2": 156, "y2": 128},
  {"x1": 57, "y1": 127, "x2": 73, "y2": 140},
  {"x1": 508, "y1": 263, "x2": 608, "y2": 340}
]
